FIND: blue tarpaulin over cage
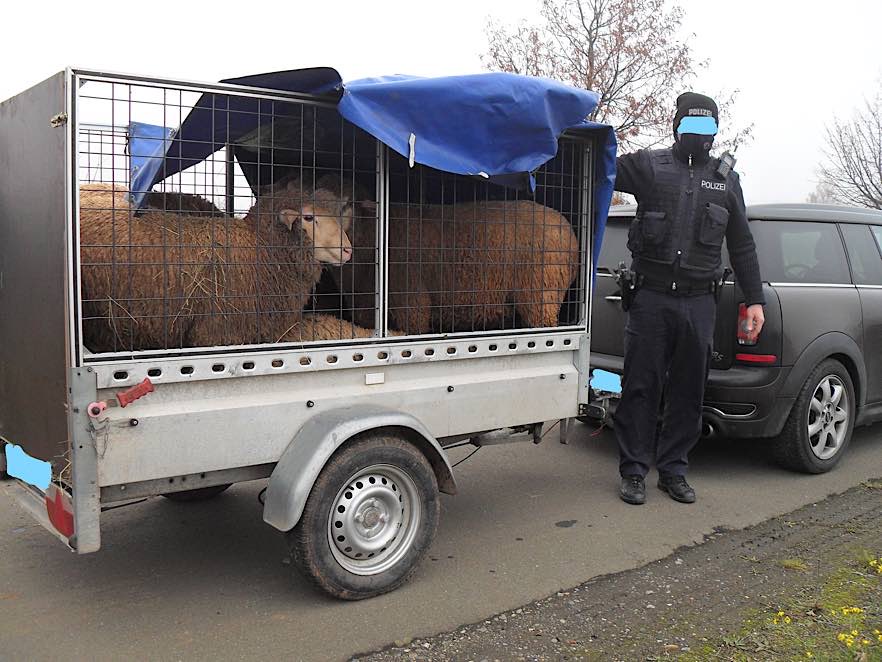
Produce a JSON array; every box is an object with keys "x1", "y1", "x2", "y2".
[{"x1": 127, "y1": 68, "x2": 616, "y2": 268}]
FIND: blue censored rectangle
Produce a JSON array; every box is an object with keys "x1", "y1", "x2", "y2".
[
  {"x1": 590, "y1": 369, "x2": 622, "y2": 394},
  {"x1": 4, "y1": 443, "x2": 52, "y2": 490},
  {"x1": 677, "y1": 116, "x2": 718, "y2": 135}
]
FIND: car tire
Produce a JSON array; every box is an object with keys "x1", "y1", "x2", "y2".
[
  {"x1": 772, "y1": 358, "x2": 855, "y2": 473},
  {"x1": 287, "y1": 433, "x2": 440, "y2": 601},
  {"x1": 162, "y1": 484, "x2": 232, "y2": 502}
]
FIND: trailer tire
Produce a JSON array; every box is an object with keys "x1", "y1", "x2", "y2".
[
  {"x1": 287, "y1": 433, "x2": 440, "y2": 600},
  {"x1": 162, "y1": 484, "x2": 232, "y2": 502}
]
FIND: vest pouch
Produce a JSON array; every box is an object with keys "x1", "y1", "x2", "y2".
[
  {"x1": 699, "y1": 203, "x2": 729, "y2": 247},
  {"x1": 628, "y1": 210, "x2": 667, "y2": 254}
]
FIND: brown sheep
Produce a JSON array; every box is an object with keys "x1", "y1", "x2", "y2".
[
  {"x1": 79, "y1": 183, "x2": 220, "y2": 216},
  {"x1": 141, "y1": 190, "x2": 223, "y2": 215},
  {"x1": 79, "y1": 179, "x2": 357, "y2": 352},
  {"x1": 289, "y1": 313, "x2": 402, "y2": 341},
  {"x1": 315, "y1": 175, "x2": 581, "y2": 335},
  {"x1": 79, "y1": 182, "x2": 132, "y2": 212}
]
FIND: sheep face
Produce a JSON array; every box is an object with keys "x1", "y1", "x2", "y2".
[{"x1": 278, "y1": 204, "x2": 353, "y2": 265}]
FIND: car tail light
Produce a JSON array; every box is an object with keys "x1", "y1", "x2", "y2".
[{"x1": 737, "y1": 303, "x2": 758, "y2": 346}]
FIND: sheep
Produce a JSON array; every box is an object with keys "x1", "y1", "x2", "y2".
[
  {"x1": 290, "y1": 313, "x2": 405, "y2": 341},
  {"x1": 79, "y1": 182, "x2": 132, "y2": 212},
  {"x1": 141, "y1": 190, "x2": 224, "y2": 215},
  {"x1": 79, "y1": 183, "x2": 221, "y2": 215},
  {"x1": 78, "y1": 178, "x2": 360, "y2": 352},
  {"x1": 314, "y1": 175, "x2": 581, "y2": 335}
]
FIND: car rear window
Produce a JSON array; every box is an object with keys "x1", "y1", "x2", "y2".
[{"x1": 750, "y1": 220, "x2": 851, "y2": 284}]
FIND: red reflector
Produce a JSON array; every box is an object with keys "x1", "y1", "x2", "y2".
[
  {"x1": 45, "y1": 484, "x2": 74, "y2": 538},
  {"x1": 736, "y1": 353, "x2": 777, "y2": 364}
]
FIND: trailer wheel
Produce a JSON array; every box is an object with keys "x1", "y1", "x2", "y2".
[
  {"x1": 162, "y1": 484, "x2": 231, "y2": 502},
  {"x1": 288, "y1": 434, "x2": 440, "y2": 600}
]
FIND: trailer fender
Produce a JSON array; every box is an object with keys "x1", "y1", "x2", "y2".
[{"x1": 263, "y1": 405, "x2": 457, "y2": 532}]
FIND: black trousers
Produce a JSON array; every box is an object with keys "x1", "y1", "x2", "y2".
[{"x1": 614, "y1": 288, "x2": 716, "y2": 478}]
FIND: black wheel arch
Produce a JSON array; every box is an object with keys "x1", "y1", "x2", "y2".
[{"x1": 780, "y1": 332, "x2": 866, "y2": 409}]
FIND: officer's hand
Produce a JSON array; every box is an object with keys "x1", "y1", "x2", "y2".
[{"x1": 744, "y1": 304, "x2": 765, "y2": 342}]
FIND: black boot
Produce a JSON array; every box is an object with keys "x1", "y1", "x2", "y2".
[
  {"x1": 657, "y1": 474, "x2": 696, "y2": 503},
  {"x1": 620, "y1": 475, "x2": 646, "y2": 505}
]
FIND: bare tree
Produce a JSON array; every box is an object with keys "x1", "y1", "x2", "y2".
[
  {"x1": 806, "y1": 180, "x2": 837, "y2": 205},
  {"x1": 483, "y1": 0, "x2": 751, "y2": 152},
  {"x1": 818, "y1": 90, "x2": 882, "y2": 209}
]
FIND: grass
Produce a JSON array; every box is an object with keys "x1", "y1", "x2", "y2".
[
  {"x1": 681, "y1": 550, "x2": 882, "y2": 661},
  {"x1": 779, "y1": 558, "x2": 810, "y2": 572}
]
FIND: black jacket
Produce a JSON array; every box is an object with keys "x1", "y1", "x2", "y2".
[{"x1": 615, "y1": 145, "x2": 765, "y2": 306}]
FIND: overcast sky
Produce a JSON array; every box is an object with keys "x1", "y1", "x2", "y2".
[{"x1": 2, "y1": 0, "x2": 880, "y2": 204}]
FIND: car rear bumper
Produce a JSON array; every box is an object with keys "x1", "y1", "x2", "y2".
[{"x1": 589, "y1": 352, "x2": 794, "y2": 439}]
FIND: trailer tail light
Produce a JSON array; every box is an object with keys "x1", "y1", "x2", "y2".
[
  {"x1": 736, "y1": 353, "x2": 777, "y2": 364},
  {"x1": 44, "y1": 484, "x2": 74, "y2": 539},
  {"x1": 737, "y1": 303, "x2": 759, "y2": 346}
]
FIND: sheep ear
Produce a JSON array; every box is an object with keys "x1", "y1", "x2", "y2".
[{"x1": 278, "y1": 209, "x2": 297, "y2": 231}]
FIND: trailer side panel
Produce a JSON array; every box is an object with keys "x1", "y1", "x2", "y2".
[{"x1": 0, "y1": 72, "x2": 70, "y2": 470}]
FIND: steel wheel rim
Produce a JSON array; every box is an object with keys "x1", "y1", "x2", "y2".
[
  {"x1": 806, "y1": 374, "x2": 849, "y2": 460},
  {"x1": 327, "y1": 464, "x2": 421, "y2": 576}
]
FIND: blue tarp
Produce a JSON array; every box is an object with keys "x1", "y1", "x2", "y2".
[
  {"x1": 129, "y1": 121, "x2": 176, "y2": 198},
  {"x1": 128, "y1": 69, "x2": 616, "y2": 268},
  {"x1": 340, "y1": 73, "x2": 597, "y2": 189}
]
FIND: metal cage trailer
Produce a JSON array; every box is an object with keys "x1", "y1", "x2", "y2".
[{"x1": 0, "y1": 68, "x2": 616, "y2": 599}]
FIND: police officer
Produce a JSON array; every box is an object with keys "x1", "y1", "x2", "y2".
[{"x1": 613, "y1": 92, "x2": 765, "y2": 505}]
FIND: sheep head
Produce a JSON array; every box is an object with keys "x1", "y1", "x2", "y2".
[
  {"x1": 314, "y1": 174, "x2": 376, "y2": 235},
  {"x1": 273, "y1": 178, "x2": 353, "y2": 266}
]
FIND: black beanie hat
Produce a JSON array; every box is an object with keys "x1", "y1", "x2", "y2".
[{"x1": 673, "y1": 92, "x2": 719, "y2": 135}]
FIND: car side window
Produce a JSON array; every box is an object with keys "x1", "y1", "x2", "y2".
[
  {"x1": 841, "y1": 224, "x2": 882, "y2": 286},
  {"x1": 751, "y1": 221, "x2": 850, "y2": 284},
  {"x1": 597, "y1": 217, "x2": 632, "y2": 274}
]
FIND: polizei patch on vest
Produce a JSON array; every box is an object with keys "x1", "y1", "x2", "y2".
[{"x1": 701, "y1": 180, "x2": 726, "y2": 191}]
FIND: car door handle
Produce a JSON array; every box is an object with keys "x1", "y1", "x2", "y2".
[{"x1": 605, "y1": 295, "x2": 622, "y2": 302}]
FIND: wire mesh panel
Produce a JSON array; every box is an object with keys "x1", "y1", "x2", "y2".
[
  {"x1": 74, "y1": 74, "x2": 590, "y2": 360},
  {"x1": 75, "y1": 76, "x2": 380, "y2": 357},
  {"x1": 372, "y1": 139, "x2": 590, "y2": 337}
]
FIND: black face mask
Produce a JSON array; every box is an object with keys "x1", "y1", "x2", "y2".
[{"x1": 676, "y1": 133, "x2": 714, "y2": 160}]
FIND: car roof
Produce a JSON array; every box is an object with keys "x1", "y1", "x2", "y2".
[
  {"x1": 747, "y1": 203, "x2": 882, "y2": 224},
  {"x1": 606, "y1": 202, "x2": 882, "y2": 224}
]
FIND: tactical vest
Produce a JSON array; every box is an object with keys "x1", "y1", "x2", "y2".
[{"x1": 627, "y1": 148, "x2": 735, "y2": 277}]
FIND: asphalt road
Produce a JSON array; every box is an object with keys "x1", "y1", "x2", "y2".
[{"x1": 2, "y1": 423, "x2": 882, "y2": 661}]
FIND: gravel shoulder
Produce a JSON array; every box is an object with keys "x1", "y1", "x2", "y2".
[{"x1": 354, "y1": 479, "x2": 882, "y2": 661}]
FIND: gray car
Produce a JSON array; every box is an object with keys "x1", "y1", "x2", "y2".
[{"x1": 587, "y1": 202, "x2": 882, "y2": 473}]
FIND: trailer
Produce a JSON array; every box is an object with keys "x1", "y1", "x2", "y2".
[{"x1": 0, "y1": 67, "x2": 616, "y2": 599}]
